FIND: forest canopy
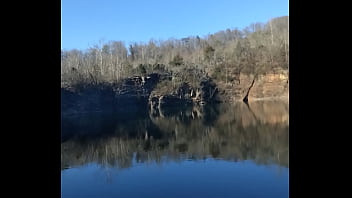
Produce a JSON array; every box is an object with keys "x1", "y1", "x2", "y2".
[{"x1": 61, "y1": 16, "x2": 288, "y2": 87}]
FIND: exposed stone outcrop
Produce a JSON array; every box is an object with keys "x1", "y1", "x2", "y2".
[
  {"x1": 148, "y1": 75, "x2": 219, "y2": 115},
  {"x1": 61, "y1": 73, "x2": 162, "y2": 116},
  {"x1": 217, "y1": 68, "x2": 288, "y2": 102},
  {"x1": 62, "y1": 68, "x2": 288, "y2": 116},
  {"x1": 61, "y1": 83, "x2": 116, "y2": 115}
]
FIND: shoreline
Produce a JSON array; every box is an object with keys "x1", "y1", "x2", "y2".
[{"x1": 61, "y1": 96, "x2": 289, "y2": 117}]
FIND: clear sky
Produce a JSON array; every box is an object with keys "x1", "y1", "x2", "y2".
[{"x1": 61, "y1": 0, "x2": 288, "y2": 51}]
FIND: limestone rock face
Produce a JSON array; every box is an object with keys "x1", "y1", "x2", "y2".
[
  {"x1": 148, "y1": 76, "x2": 219, "y2": 113},
  {"x1": 241, "y1": 70, "x2": 288, "y2": 100},
  {"x1": 62, "y1": 69, "x2": 288, "y2": 116},
  {"x1": 216, "y1": 69, "x2": 288, "y2": 102},
  {"x1": 61, "y1": 73, "x2": 162, "y2": 115}
]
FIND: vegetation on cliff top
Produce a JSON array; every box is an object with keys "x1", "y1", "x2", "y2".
[{"x1": 61, "y1": 16, "x2": 288, "y2": 90}]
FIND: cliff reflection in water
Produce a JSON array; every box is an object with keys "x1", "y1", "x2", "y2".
[{"x1": 61, "y1": 100, "x2": 288, "y2": 170}]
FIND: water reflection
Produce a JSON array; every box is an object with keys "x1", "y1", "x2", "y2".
[{"x1": 61, "y1": 100, "x2": 288, "y2": 170}]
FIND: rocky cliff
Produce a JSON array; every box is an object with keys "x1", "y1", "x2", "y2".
[
  {"x1": 61, "y1": 73, "x2": 161, "y2": 116},
  {"x1": 61, "y1": 69, "x2": 288, "y2": 115},
  {"x1": 148, "y1": 76, "x2": 219, "y2": 112},
  {"x1": 217, "y1": 68, "x2": 288, "y2": 102}
]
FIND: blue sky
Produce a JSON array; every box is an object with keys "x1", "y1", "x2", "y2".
[{"x1": 61, "y1": 0, "x2": 288, "y2": 51}]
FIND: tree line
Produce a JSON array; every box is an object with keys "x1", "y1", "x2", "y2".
[{"x1": 61, "y1": 16, "x2": 288, "y2": 87}]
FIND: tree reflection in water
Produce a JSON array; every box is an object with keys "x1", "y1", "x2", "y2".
[{"x1": 61, "y1": 100, "x2": 288, "y2": 170}]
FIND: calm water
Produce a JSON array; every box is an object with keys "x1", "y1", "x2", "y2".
[{"x1": 61, "y1": 101, "x2": 289, "y2": 198}]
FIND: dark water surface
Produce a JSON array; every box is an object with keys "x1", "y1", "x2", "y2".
[{"x1": 61, "y1": 101, "x2": 288, "y2": 198}]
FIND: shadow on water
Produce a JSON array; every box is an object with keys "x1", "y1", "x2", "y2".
[{"x1": 61, "y1": 100, "x2": 288, "y2": 170}]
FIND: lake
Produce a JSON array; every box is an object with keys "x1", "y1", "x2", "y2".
[{"x1": 61, "y1": 100, "x2": 289, "y2": 198}]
